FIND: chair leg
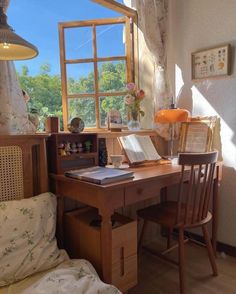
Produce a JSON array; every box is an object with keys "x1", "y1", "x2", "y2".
[
  {"x1": 178, "y1": 228, "x2": 186, "y2": 294},
  {"x1": 202, "y1": 225, "x2": 218, "y2": 276},
  {"x1": 138, "y1": 219, "x2": 148, "y2": 253}
]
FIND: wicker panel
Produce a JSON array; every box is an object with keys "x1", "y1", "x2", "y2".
[{"x1": 0, "y1": 146, "x2": 24, "y2": 201}]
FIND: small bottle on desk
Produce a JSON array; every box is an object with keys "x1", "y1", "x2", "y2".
[{"x1": 98, "y1": 138, "x2": 108, "y2": 167}]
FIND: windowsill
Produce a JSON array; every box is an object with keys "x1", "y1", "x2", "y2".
[
  {"x1": 96, "y1": 129, "x2": 157, "y2": 138},
  {"x1": 36, "y1": 129, "x2": 157, "y2": 138}
]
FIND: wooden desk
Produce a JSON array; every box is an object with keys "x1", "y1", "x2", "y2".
[{"x1": 54, "y1": 163, "x2": 222, "y2": 291}]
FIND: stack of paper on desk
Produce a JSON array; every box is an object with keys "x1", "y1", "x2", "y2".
[{"x1": 65, "y1": 166, "x2": 134, "y2": 185}]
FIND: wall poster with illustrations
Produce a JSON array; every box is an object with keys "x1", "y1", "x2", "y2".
[{"x1": 192, "y1": 44, "x2": 231, "y2": 79}]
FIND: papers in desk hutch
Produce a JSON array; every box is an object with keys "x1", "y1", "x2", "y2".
[{"x1": 65, "y1": 166, "x2": 134, "y2": 185}]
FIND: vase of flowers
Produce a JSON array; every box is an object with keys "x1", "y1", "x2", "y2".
[{"x1": 124, "y1": 83, "x2": 145, "y2": 131}]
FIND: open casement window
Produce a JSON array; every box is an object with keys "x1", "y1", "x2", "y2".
[{"x1": 59, "y1": 16, "x2": 134, "y2": 130}]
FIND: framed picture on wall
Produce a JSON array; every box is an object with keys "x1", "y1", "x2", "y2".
[{"x1": 191, "y1": 44, "x2": 231, "y2": 80}]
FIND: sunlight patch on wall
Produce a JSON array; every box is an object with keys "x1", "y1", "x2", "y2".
[
  {"x1": 175, "y1": 64, "x2": 184, "y2": 102},
  {"x1": 191, "y1": 86, "x2": 236, "y2": 169}
]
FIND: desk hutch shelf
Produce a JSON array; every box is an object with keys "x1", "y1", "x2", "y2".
[{"x1": 47, "y1": 133, "x2": 98, "y2": 174}]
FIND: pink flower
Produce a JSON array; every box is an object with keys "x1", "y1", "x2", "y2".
[
  {"x1": 136, "y1": 89, "x2": 145, "y2": 100},
  {"x1": 124, "y1": 94, "x2": 135, "y2": 105},
  {"x1": 125, "y1": 83, "x2": 145, "y2": 117},
  {"x1": 127, "y1": 83, "x2": 136, "y2": 91}
]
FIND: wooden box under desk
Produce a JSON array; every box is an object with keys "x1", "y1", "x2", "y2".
[{"x1": 64, "y1": 207, "x2": 137, "y2": 292}]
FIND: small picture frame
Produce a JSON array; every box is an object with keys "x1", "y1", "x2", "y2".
[
  {"x1": 107, "y1": 109, "x2": 123, "y2": 132},
  {"x1": 178, "y1": 118, "x2": 216, "y2": 153},
  {"x1": 192, "y1": 44, "x2": 231, "y2": 80}
]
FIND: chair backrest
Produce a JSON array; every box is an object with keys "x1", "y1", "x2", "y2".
[
  {"x1": 176, "y1": 151, "x2": 218, "y2": 227},
  {"x1": 0, "y1": 135, "x2": 49, "y2": 201}
]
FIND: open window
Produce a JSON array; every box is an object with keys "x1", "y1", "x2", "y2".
[{"x1": 59, "y1": 13, "x2": 135, "y2": 130}]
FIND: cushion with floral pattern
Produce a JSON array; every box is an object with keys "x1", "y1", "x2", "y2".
[{"x1": 0, "y1": 192, "x2": 68, "y2": 287}]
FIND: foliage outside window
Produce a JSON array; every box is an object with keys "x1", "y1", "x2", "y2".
[
  {"x1": 18, "y1": 64, "x2": 63, "y2": 130},
  {"x1": 59, "y1": 17, "x2": 134, "y2": 130}
]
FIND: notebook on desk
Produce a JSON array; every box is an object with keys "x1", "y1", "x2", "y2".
[{"x1": 65, "y1": 166, "x2": 134, "y2": 185}]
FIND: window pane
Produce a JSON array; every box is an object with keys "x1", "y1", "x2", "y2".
[
  {"x1": 65, "y1": 27, "x2": 93, "y2": 60},
  {"x1": 67, "y1": 63, "x2": 95, "y2": 94},
  {"x1": 99, "y1": 95, "x2": 127, "y2": 128},
  {"x1": 68, "y1": 98, "x2": 96, "y2": 128},
  {"x1": 98, "y1": 61, "x2": 126, "y2": 93},
  {"x1": 97, "y1": 24, "x2": 125, "y2": 57}
]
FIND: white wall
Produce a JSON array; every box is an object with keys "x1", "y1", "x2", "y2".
[{"x1": 168, "y1": 0, "x2": 236, "y2": 246}]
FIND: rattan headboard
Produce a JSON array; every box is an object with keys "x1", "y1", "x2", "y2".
[{"x1": 0, "y1": 134, "x2": 49, "y2": 201}]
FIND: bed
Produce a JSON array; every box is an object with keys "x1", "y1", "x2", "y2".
[{"x1": 0, "y1": 134, "x2": 121, "y2": 294}]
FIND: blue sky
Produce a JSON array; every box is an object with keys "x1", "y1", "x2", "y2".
[{"x1": 8, "y1": 0, "x2": 125, "y2": 76}]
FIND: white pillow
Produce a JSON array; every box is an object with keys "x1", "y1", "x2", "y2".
[{"x1": 0, "y1": 192, "x2": 67, "y2": 286}]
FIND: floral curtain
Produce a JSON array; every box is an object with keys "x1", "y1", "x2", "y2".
[
  {"x1": 0, "y1": 61, "x2": 36, "y2": 134},
  {"x1": 0, "y1": 0, "x2": 9, "y2": 11},
  {"x1": 0, "y1": 0, "x2": 35, "y2": 134},
  {"x1": 124, "y1": 0, "x2": 170, "y2": 138}
]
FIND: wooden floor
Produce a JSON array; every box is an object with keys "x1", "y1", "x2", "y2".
[{"x1": 130, "y1": 239, "x2": 236, "y2": 294}]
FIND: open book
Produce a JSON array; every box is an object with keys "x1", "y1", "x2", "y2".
[
  {"x1": 119, "y1": 134, "x2": 161, "y2": 165},
  {"x1": 65, "y1": 166, "x2": 134, "y2": 185}
]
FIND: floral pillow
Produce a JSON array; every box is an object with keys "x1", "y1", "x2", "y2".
[{"x1": 0, "y1": 192, "x2": 68, "y2": 287}]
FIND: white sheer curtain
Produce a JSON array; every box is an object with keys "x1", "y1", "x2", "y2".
[
  {"x1": 135, "y1": 0, "x2": 169, "y2": 108},
  {"x1": 124, "y1": 0, "x2": 170, "y2": 136},
  {"x1": 0, "y1": 0, "x2": 35, "y2": 134}
]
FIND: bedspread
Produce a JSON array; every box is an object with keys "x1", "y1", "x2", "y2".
[{"x1": 0, "y1": 259, "x2": 121, "y2": 294}]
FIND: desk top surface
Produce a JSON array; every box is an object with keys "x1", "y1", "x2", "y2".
[
  {"x1": 52, "y1": 161, "x2": 222, "y2": 189},
  {"x1": 53, "y1": 163, "x2": 186, "y2": 188}
]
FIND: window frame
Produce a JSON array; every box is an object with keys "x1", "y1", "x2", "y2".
[
  {"x1": 58, "y1": 16, "x2": 135, "y2": 130},
  {"x1": 91, "y1": 0, "x2": 137, "y2": 18}
]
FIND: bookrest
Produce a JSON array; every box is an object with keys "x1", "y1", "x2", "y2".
[{"x1": 129, "y1": 158, "x2": 171, "y2": 168}]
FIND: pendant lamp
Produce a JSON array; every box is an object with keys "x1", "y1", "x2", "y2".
[{"x1": 0, "y1": 6, "x2": 38, "y2": 60}]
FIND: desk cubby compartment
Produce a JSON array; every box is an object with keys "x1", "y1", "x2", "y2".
[
  {"x1": 64, "y1": 207, "x2": 137, "y2": 293},
  {"x1": 47, "y1": 133, "x2": 98, "y2": 174}
]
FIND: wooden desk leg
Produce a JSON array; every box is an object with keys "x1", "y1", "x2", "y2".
[
  {"x1": 212, "y1": 176, "x2": 220, "y2": 256},
  {"x1": 99, "y1": 209, "x2": 113, "y2": 283},
  {"x1": 160, "y1": 186, "x2": 168, "y2": 202},
  {"x1": 160, "y1": 187, "x2": 168, "y2": 237}
]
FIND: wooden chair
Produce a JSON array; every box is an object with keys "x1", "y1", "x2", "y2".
[{"x1": 137, "y1": 151, "x2": 218, "y2": 294}]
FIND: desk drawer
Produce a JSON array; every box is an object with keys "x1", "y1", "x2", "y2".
[
  {"x1": 125, "y1": 180, "x2": 160, "y2": 205},
  {"x1": 112, "y1": 254, "x2": 137, "y2": 293},
  {"x1": 112, "y1": 215, "x2": 137, "y2": 264}
]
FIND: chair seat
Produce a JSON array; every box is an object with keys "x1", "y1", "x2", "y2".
[{"x1": 137, "y1": 201, "x2": 212, "y2": 229}]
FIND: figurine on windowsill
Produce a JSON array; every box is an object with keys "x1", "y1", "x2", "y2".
[
  {"x1": 84, "y1": 140, "x2": 92, "y2": 153},
  {"x1": 58, "y1": 143, "x2": 66, "y2": 156},
  {"x1": 70, "y1": 142, "x2": 77, "y2": 154},
  {"x1": 65, "y1": 142, "x2": 72, "y2": 155},
  {"x1": 77, "y1": 142, "x2": 83, "y2": 153}
]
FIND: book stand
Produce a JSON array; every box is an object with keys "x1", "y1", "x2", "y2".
[{"x1": 118, "y1": 135, "x2": 168, "y2": 167}]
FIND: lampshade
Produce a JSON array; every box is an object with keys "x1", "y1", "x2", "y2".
[
  {"x1": 155, "y1": 108, "x2": 189, "y2": 123},
  {"x1": 0, "y1": 6, "x2": 38, "y2": 60}
]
